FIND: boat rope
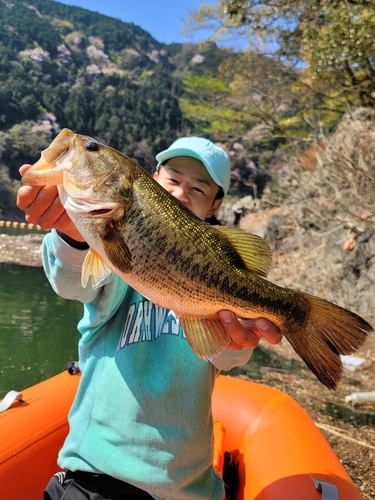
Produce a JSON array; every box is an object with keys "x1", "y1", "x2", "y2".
[
  {"x1": 0, "y1": 390, "x2": 23, "y2": 413},
  {"x1": 313, "y1": 479, "x2": 338, "y2": 500},
  {"x1": 316, "y1": 422, "x2": 375, "y2": 451}
]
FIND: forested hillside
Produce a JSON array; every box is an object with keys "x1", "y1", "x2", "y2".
[
  {"x1": 2, "y1": 0, "x2": 375, "y2": 219},
  {"x1": 0, "y1": 0, "x2": 190, "y2": 173},
  {"x1": 0, "y1": 0, "x2": 220, "y2": 214}
]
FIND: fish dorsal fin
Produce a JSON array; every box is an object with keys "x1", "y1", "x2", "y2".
[
  {"x1": 82, "y1": 249, "x2": 112, "y2": 289},
  {"x1": 179, "y1": 316, "x2": 231, "y2": 360},
  {"x1": 215, "y1": 226, "x2": 272, "y2": 277}
]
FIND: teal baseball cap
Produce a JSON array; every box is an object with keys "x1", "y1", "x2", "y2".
[{"x1": 156, "y1": 137, "x2": 231, "y2": 194}]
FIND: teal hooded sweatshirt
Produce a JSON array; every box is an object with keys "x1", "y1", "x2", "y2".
[{"x1": 42, "y1": 230, "x2": 251, "y2": 500}]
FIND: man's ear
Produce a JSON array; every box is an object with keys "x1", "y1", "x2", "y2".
[
  {"x1": 153, "y1": 171, "x2": 159, "y2": 181},
  {"x1": 207, "y1": 197, "x2": 223, "y2": 218}
]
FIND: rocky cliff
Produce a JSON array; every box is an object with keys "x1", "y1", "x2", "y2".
[{"x1": 218, "y1": 108, "x2": 375, "y2": 321}]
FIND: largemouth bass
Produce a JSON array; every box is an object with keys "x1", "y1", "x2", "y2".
[{"x1": 22, "y1": 129, "x2": 372, "y2": 390}]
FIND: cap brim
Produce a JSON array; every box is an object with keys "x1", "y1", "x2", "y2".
[{"x1": 156, "y1": 147, "x2": 225, "y2": 191}]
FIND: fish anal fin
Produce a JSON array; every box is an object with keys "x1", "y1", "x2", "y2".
[
  {"x1": 82, "y1": 249, "x2": 112, "y2": 289},
  {"x1": 216, "y1": 226, "x2": 272, "y2": 277},
  {"x1": 100, "y1": 220, "x2": 132, "y2": 273},
  {"x1": 179, "y1": 316, "x2": 231, "y2": 360}
]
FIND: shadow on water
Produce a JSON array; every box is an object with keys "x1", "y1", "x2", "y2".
[{"x1": 324, "y1": 402, "x2": 375, "y2": 427}]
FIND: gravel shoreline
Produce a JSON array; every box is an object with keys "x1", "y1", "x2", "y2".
[{"x1": 0, "y1": 233, "x2": 43, "y2": 267}]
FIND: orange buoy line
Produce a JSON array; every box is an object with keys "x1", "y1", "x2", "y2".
[{"x1": 0, "y1": 220, "x2": 42, "y2": 230}]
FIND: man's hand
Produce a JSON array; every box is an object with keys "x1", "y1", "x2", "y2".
[
  {"x1": 17, "y1": 165, "x2": 85, "y2": 242},
  {"x1": 218, "y1": 310, "x2": 282, "y2": 350}
]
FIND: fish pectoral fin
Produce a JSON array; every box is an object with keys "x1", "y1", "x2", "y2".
[
  {"x1": 82, "y1": 249, "x2": 112, "y2": 289},
  {"x1": 100, "y1": 221, "x2": 132, "y2": 273},
  {"x1": 215, "y1": 226, "x2": 272, "y2": 277},
  {"x1": 179, "y1": 317, "x2": 231, "y2": 360}
]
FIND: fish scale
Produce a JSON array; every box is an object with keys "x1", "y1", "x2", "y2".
[{"x1": 22, "y1": 128, "x2": 373, "y2": 390}]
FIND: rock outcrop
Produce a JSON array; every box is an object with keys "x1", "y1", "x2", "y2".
[{"x1": 218, "y1": 108, "x2": 375, "y2": 321}]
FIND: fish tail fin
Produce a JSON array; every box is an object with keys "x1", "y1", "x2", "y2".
[{"x1": 283, "y1": 293, "x2": 372, "y2": 390}]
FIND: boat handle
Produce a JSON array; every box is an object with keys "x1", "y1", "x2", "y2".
[
  {"x1": 313, "y1": 479, "x2": 339, "y2": 500},
  {"x1": 0, "y1": 391, "x2": 23, "y2": 413}
]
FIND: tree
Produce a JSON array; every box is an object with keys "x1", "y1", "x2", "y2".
[
  {"x1": 186, "y1": 1, "x2": 375, "y2": 119},
  {"x1": 63, "y1": 86, "x2": 96, "y2": 133},
  {"x1": 0, "y1": 123, "x2": 51, "y2": 180},
  {"x1": 0, "y1": 166, "x2": 19, "y2": 216},
  {"x1": 180, "y1": 72, "x2": 233, "y2": 138},
  {"x1": 180, "y1": 51, "x2": 307, "y2": 196},
  {"x1": 180, "y1": 48, "x2": 310, "y2": 146}
]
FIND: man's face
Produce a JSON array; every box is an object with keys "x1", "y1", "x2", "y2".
[{"x1": 153, "y1": 156, "x2": 223, "y2": 221}]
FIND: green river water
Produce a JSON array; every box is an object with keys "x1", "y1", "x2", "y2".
[{"x1": 0, "y1": 261, "x2": 82, "y2": 395}]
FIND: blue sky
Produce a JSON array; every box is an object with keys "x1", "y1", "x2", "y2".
[{"x1": 55, "y1": 0, "x2": 219, "y2": 45}]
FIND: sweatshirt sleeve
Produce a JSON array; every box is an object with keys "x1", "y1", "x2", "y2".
[
  {"x1": 43, "y1": 230, "x2": 132, "y2": 349},
  {"x1": 42, "y1": 229, "x2": 103, "y2": 303}
]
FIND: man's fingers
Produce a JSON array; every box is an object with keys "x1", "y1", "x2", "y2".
[
  {"x1": 239, "y1": 318, "x2": 282, "y2": 345},
  {"x1": 218, "y1": 310, "x2": 239, "y2": 332},
  {"x1": 218, "y1": 311, "x2": 282, "y2": 349},
  {"x1": 218, "y1": 311, "x2": 260, "y2": 348},
  {"x1": 17, "y1": 185, "x2": 43, "y2": 211},
  {"x1": 19, "y1": 164, "x2": 31, "y2": 177},
  {"x1": 17, "y1": 183, "x2": 65, "y2": 230}
]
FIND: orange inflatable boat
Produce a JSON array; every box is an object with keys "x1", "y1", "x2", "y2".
[{"x1": 0, "y1": 372, "x2": 363, "y2": 500}]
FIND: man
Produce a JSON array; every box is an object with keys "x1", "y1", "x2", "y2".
[{"x1": 17, "y1": 136, "x2": 281, "y2": 500}]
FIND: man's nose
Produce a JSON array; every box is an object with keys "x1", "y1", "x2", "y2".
[{"x1": 172, "y1": 186, "x2": 189, "y2": 203}]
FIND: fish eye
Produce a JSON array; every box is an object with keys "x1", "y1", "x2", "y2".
[{"x1": 86, "y1": 141, "x2": 99, "y2": 151}]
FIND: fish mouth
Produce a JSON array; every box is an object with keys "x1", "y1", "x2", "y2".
[
  {"x1": 59, "y1": 188, "x2": 124, "y2": 218},
  {"x1": 89, "y1": 209, "x2": 113, "y2": 216}
]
